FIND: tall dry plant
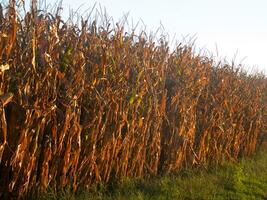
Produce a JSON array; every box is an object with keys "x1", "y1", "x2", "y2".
[{"x1": 0, "y1": 1, "x2": 266, "y2": 199}]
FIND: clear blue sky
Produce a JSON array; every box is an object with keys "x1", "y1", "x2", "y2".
[{"x1": 20, "y1": 0, "x2": 267, "y2": 73}]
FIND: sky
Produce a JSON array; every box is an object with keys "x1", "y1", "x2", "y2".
[{"x1": 10, "y1": 0, "x2": 267, "y2": 73}]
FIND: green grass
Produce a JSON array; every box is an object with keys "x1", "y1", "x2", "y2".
[{"x1": 35, "y1": 147, "x2": 267, "y2": 200}]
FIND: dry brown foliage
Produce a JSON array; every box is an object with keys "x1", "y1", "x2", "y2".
[{"x1": 0, "y1": 1, "x2": 266, "y2": 199}]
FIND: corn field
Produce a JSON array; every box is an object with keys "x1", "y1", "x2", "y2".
[{"x1": 0, "y1": 1, "x2": 266, "y2": 199}]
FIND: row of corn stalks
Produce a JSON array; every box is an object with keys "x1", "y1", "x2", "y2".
[{"x1": 0, "y1": 1, "x2": 266, "y2": 199}]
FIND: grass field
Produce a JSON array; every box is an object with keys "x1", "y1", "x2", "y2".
[{"x1": 35, "y1": 147, "x2": 267, "y2": 200}]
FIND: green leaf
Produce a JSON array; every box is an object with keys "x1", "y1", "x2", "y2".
[
  {"x1": 129, "y1": 90, "x2": 136, "y2": 104},
  {"x1": 129, "y1": 96, "x2": 135, "y2": 104}
]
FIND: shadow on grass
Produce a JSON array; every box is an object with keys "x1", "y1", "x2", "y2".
[{"x1": 34, "y1": 147, "x2": 267, "y2": 200}]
